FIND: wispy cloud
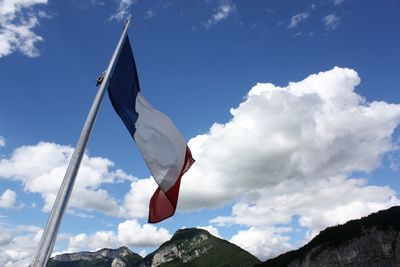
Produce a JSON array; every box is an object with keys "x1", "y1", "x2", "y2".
[
  {"x1": 333, "y1": 0, "x2": 345, "y2": 5},
  {"x1": 0, "y1": 136, "x2": 5, "y2": 147},
  {"x1": 109, "y1": 0, "x2": 135, "y2": 21},
  {"x1": 293, "y1": 31, "x2": 302, "y2": 37},
  {"x1": 144, "y1": 0, "x2": 174, "y2": 20},
  {"x1": 388, "y1": 145, "x2": 400, "y2": 172},
  {"x1": 78, "y1": 0, "x2": 105, "y2": 10},
  {"x1": 0, "y1": 0, "x2": 50, "y2": 58},
  {"x1": 323, "y1": 14, "x2": 340, "y2": 30},
  {"x1": 288, "y1": 11, "x2": 309, "y2": 29},
  {"x1": 160, "y1": 0, "x2": 173, "y2": 9},
  {"x1": 205, "y1": 0, "x2": 236, "y2": 29},
  {"x1": 144, "y1": 9, "x2": 155, "y2": 19}
]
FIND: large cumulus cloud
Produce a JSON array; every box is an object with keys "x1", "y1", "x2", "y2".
[
  {"x1": 177, "y1": 67, "x2": 400, "y2": 211},
  {"x1": 117, "y1": 66, "x2": 400, "y2": 260}
]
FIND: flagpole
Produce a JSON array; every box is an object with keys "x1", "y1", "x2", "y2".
[{"x1": 31, "y1": 18, "x2": 131, "y2": 267}]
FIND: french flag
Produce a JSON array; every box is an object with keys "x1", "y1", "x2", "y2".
[{"x1": 107, "y1": 36, "x2": 195, "y2": 223}]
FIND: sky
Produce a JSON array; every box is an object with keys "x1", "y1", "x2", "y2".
[{"x1": 0, "y1": 0, "x2": 400, "y2": 265}]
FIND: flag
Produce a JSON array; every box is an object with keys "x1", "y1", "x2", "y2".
[{"x1": 107, "y1": 36, "x2": 195, "y2": 223}]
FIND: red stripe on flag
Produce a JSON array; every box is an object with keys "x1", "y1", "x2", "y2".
[{"x1": 148, "y1": 147, "x2": 195, "y2": 223}]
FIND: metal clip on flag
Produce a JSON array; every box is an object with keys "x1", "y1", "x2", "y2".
[{"x1": 31, "y1": 19, "x2": 194, "y2": 267}]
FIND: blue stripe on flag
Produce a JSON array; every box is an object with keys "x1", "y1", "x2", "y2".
[{"x1": 107, "y1": 37, "x2": 141, "y2": 137}]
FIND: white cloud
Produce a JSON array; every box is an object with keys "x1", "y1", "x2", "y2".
[
  {"x1": 298, "y1": 184, "x2": 399, "y2": 240},
  {"x1": 0, "y1": 224, "x2": 42, "y2": 267},
  {"x1": 64, "y1": 219, "x2": 171, "y2": 253},
  {"x1": 0, "y1": 225, "x2": 90, "y2": 266},
  {"x1": 205, "y1": 0, "x2": 236, "y2": 29},
  {"x1": 0, "y1": 189, "x2": 17, "y2": 208},
  {"x1": 230, "y1": 227, "x2": 293, "y2": 261},
  {"x1": 0, "y1": 136, "x2": 5, "y2": 147},
  {"x1": 118, "y1": 219, "x2": 171, "y2": 247},
  {"x1": 212, "y1": 176, "x2": 399, "y2": 228},
  {"x1": 0, "y1": 0, "x2": 49, "y2": 58},
  {"x1": 122, "y1": 177, "x2": 157, "y2": 219},
  {"x1": 288, "y1": 11, "x2": 309, "y2": 29},
  {"x1": 210, "y1": 175, "x2": 399, "y2": 257},
  {"x1": 68, "y1": 231, "x2": 119, "y2": 252},
  {"x1": 323, "y1": 14, "x2": 340, "y2": 30},
  {"x1": 178, "y1": 67, "x2": 400, "y2": 212},
  {"x1": 0, "y1": 142, "x2": 135, "y2": 216},
  {"x1": 109, "y1": 0, "x2": 135, "y2": 21},
  {"x1": 227, "y1": 176, "x2": 399, "y2": 260}
]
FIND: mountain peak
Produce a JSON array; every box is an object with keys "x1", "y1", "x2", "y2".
[
  {"x1": 169, "y1": 228, "x2": 210, "y2": 243},
  {"x1": 141, "y1": 227, "x2": 260, "y2": 267}
]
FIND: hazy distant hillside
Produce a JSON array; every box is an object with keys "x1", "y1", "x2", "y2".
[{"x1": 257, "y1": 206, "x2": 400, "y2": 267}]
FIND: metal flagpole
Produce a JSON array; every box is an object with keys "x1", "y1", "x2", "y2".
[{"x1": 31, "y1": 18, "x2": 131, "y2": 267}]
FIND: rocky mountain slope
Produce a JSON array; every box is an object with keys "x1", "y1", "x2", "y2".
[
  {"x1": 47, "y1": 246, "x2": 143, "y2": 267},
  {"x1": 48, "y1": 228, "x2": 260, "y2": 267},
  {"x1": 257, "y1": 206, "x2": 400, "y2": 267},
  {"x1": 139, "y1": 228, "x2": 260, "y2": 267}
]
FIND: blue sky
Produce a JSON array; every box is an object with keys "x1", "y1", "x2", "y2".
[{"x1": 1, "y1": 0, "x2": 400, "y2": 265}]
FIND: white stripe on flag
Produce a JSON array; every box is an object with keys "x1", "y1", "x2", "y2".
[{"x1": 133, "y1": 92, "x2": 187, "y2": 191}]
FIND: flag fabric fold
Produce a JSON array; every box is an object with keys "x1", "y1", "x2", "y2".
[{"x1": 107, "y1": 36, "x2": 194, "y2": 223}]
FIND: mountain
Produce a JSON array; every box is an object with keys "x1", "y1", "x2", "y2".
[
  {"x1": 257, "y1": 206, "x2": 400, "y2": 267},
  {"x1": 48, "y1": 228, "x2": 260, "y2": 267},
  {"x1": 139, "y1": 228, "x2": 260, "y2": 267},
  {"x1": 47, "y1": 246, "x2": 143, "y2": 267}
]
